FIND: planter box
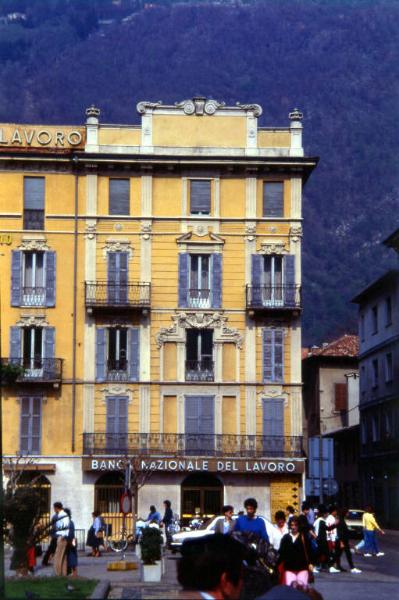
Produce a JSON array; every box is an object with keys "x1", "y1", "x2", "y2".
[{"x1": 142, "y1": 561, "x2": 162, "y2": 582}]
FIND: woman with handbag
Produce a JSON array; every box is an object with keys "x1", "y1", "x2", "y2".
[
  {"x1": 277, "y1": 516, "x2": 314, "y2": 586},
  {"x1": 87, "y1": 511, "x2": 104, "y2": 557}
]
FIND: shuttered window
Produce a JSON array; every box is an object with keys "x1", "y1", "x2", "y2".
[
  {"x1": 334, "y1": 383, "x2": 348, "y2": 411},
  {"x1": 24, "y1": 177, "x2": 45, "y2": 230},
  {"x1": 262, "y1": 398, "x2": 284, "y2": 453},
  {"x1": 185, "y1": 395, "x2": 214, "y2": 453},
  {"x1": 190, "y1": 180, "x2": 211, "y2": 214},
  {"x1": 109, "y1": 179, "x2": 130, "y2": 215},
  {"x1": 96, "y1": 327, "x2": 140, "y2": 382},
  {"x1": 263, "y1": 182, "x2": 284, "y2": 217},
  {"x1": 262, "y1": 328, "x2": 284, "y2": 383},
  {"x1": 20, "y1": 396, "x2": 42, "y2": 454},
  {"x1": 106, "y1": 396, "x2": 128, "y2": 452}
]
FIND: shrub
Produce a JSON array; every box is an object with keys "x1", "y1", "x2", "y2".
[{"x1": 140, "y1": 527, "x2": 162, "y2": 565}]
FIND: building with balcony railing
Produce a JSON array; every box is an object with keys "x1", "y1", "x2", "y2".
[{"x1": 1, "y1": 97, "x2": 317, "y2": 532}]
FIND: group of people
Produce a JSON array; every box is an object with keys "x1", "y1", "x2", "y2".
[
  {"x1": 213, "y1": 499, "x2": 386, "y2": 589},
  {"x1": 138, "y1": 500, "x2": 177, "y2": 546},
  {"x1": 40, "y1": 502, "x2": 78, "y2": 576}
]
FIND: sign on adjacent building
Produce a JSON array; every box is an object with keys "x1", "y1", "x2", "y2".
[{"x1": 0, "y1": 126, "x2": 85, "y2": 148}]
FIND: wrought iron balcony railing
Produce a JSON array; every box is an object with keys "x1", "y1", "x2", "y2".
[
  {"x1": 83, "y1": 433, "x2": 304, "y2": 458},
  {"x1": 2, "y1": 357, "x2": 63, "y2": 383},
  {"x1": 106, "y1": 358, "x2": 129, "y2": 382},
  {"x1": 185, "y1": 359, "x2": 214, "y2": 382},
  {"x1": 188, "y1": 288, "x2": 211, "y2": 309},
  {"x1": 21, "y1": 287, "x2": 46, "y2": 306},
  {"x1": 246, "y1": 284, "x2": 301, "y2": 310},
  {"x1": 85, "y1": 281, "x2": 151, "y2": 310}
]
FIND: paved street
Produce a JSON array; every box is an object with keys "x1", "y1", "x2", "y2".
[{"x1": 5, "y1": 531, "x2": 398, "y2": 599}]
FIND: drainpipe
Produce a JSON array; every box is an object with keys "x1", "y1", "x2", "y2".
[{"x1": 71, "y1": 157, "x2": 79, "y2": 452}]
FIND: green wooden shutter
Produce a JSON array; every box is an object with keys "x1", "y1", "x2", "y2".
[{"x1": 11, "y1": 250, "x2": 22, "y2": 306}]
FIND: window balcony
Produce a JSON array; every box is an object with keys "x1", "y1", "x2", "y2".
[
  {"x1": 21, "y1": 286, "x2": 46, "y2": 307},
  {"x1": 188, "y1": 288, "x2": 211, "y2": 309},
  {"x1": 85, "y1": 281, "x2": 151, "y2": 314},
  {"x1": 1, "y1": 358, "x2": 63, "y2": 385},
  {"x1": 246, "y1": 284, "x2": 301, "y2": 314},
  {"x1": 185, "y1": 359, "x2": 214, "y2": 382},
  {"x1": 83, "y1": 433, "x2": 304, "y2": 458},
  {"x1": 106, "y1": 358, "x2": 129, "y2": 382}
]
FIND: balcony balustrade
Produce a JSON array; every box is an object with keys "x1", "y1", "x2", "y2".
[
  {"x1": 246, "y1": 284, "x2": 301, "y2": 313},
  {"x1": 21, "y1": 286, "x2": 46, "y2": 307},
  {"x1": 83, "y1": 432, "x2": 304, "y2": 458},
  {"x1": 185, "y1": 359, "x2": 214, "y2": 382},
  {"x1": 187, "y1": 288, "x2": 211, "y2": 309},
  {"x1": 1, "y1": 357, "x2": 63, "y2": 384},
  {"x1": 85, "y1": 281, "x2": 151, "y2": 313}
]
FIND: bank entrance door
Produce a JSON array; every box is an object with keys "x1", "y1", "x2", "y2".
[{"x1": 181, "y1": 473, "x2": 223, "y2": 522}]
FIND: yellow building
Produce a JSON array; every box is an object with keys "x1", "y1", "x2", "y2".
[{"x1": 0, "y1": 97, "x2": 317, "y2": 532}]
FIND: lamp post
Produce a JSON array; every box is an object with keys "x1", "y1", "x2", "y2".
[{"x1": 0, "y1": 251, "x2": 5, "y2": 598}]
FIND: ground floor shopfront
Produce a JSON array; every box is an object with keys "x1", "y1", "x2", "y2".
[{"x1": 6, "y1": 454, "x2": 305, "y2": 537}]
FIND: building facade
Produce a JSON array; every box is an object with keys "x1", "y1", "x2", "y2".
[
  {"x1": 352, "y1": 232, "x2": 399, "y2": 527},
  {"x1": 1, "y1": 97, "x2": 317, "y2": 532},
  {"x1": 302, "y1": 335, "x2": 361, "y2": 507}
]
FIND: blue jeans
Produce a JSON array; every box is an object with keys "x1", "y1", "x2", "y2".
[{"x1": 364, "y1": 530, "x2": 379, "y2": 554}]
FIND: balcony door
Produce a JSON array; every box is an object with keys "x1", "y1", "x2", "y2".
[
  {"x1": 262, "y1": 255, "x2": 283, "y2": 306},
  {"x1": 189, "y1": 254, "x2": 211, "y2": 308},
  {"x1": 108, "y1": 328, "x2": 128, "y2": 380},
  {"x1": 185, "y1": 395, "x2": 215, "y2": 454},
  {"x1": 262, "y1": 398, "x2": 284, "y2": 455},
  {"x1": 107, "y1": 252, "x2": 128, "y2": 303},
  {"x1": 23, "y1": 327, "x2": 44, "y2": 377},
  {"x1": 106, "y1": 396, "x2": 128, "y2": 453},
  {"x1": 186, "y1": 329, "x2": 213, "y2": 381},
  {"x1": 23, "y1": 252, "x2": 45, "y2": 306}
]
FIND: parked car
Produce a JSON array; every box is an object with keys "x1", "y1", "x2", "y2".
[
  {"x1": 171, "y1": 514, "x2": 274, "y2": 552},
  {"x1": 346, "y1": 509, "x2": 364, "y2": 538}
]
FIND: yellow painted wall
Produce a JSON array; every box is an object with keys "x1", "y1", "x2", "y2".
[
  {"x1": 220, "y1": 178, "x2": 245, "y2": 218},
  {"x1": 152, "y1": 115, "x2": 247, "y2": 148},
  {"x1": 163, "y1": 396, "x2": 177, "y2": 434},
  {"x1": 258, "y1": 130, "x2": 290, "y2": 148},
  {"x1": 222, "y1": 396, "x2": 236, "y2": 435},
  {"x1": 98, "y1": 127, "x2": 140, "y2": 147},
  {"x1": 223, "y1": 343, "x2": 236, "y2": 382},
  {"x1": 153, "y1": 177, "x2": 181, "y2": 216},
  {"x1": 164, "y1": 343, "x2": 177, "y2": 381}
]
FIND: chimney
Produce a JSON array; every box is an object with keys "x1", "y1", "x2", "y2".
[{"x1": 289, "y1": 108, "x2": 303, "y2": 157}]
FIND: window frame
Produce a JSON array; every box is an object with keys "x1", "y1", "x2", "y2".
[
  {"x1": 189, "y1": 179, "x2": 212, "y2": 215},
  {"x1": 262, "y1": 181, "x2": 284, "y2": 218},
  {"x1": 385, "y1": 352, "x2": 393, "y2": 383},
  {"x1": 23, "y1": 176, "x2": 45, "y2": 231},
  {"x1": 385, "y1": 297, "x2": 392, "y2": 327},
  {"x1": 108, "y1": 178, "x2": 130, "y2": 216}
]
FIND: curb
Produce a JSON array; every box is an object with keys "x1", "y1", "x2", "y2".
[{"x1": 90, "y1": 579, "x2": 111, "y2": 599}]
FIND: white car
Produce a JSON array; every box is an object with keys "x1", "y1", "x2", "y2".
[{"x1": 171, "y1": 514, "x2": 274, "y2": 552}]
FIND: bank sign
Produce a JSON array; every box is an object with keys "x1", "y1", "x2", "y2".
[
  {"x1": 83, "y1": 457, "x2": 304, "y2": 474},
  {"x1": 0, "y1": 125, "x2": 85, "y2": 148}
]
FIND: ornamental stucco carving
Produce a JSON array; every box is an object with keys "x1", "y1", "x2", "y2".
[
  {"x1": 236, "y1": 103, "x2": 263, "y2": 117},
  {"x1": 103, "y1": 239, "x2": 132, "y2": 257},
  {"x1": 136, "y1": 101, "x2": 163, "y2": 114},
  {"x1": 257, "y1": 387, "x2": 289, "y2": 406},
  {"x1": 259, "y1": 241, "x2": 289, "y2": 255},
  {"x1": 289, "y1": 225, "x2": 303, "y2": 243},
  {"x1": 19, "y1": 236, "x2": 49, "y2": 252},
  {"x1": 175, "y1": 97, "x2": 226, "y2": 116},
  {"x1": 156, "y1": 312, "x2": 243, "y2": 349},
  {"x1": 141, "y1": 222, "x2": 152, "y2": 240},
  {"x1": 16, "y1": 314, "x2": 49, "y2": 327},
  {"x1": 85, "y1": 222, "x2": 97, "y2": 240},
  {"x1": 245, "y1": 224, "x2": 256, "y2": 241}
]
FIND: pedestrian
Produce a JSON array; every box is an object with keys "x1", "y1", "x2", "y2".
[
  {"x1": 234, "y1": 497, "x2": 269, "y2": 541},
  {"x1": 53, "y1": 501, "x2": 70, "y2": 576},
  {"x1": 42, "y1": 510, "x2": 58, "y2": 567},
  {"x1": 277, "y1": 516, "x2": 313, "y2": 586},
  {"x1": 215, "y1": 505, "x2": 235, "y2": 534},
  {"x1": 87, "y1": 511, "x2": 104, "y2": 557},
  {"x1": 64, "y1": 508, "x2": 78, "y2": 577},
  {"x1": 325, "y1": 505, "x2": 340, "y2": 573},
  {"x1": 313, "y1": 505, "x2": 329, "y2": 572},
  {"x1": 335, "y1": 508, "x2": 361, "y2": 573},
  {"x1": 26, "y1": 535, "x2": 36, "y2": 575},
  {"x1": 162, "y1": 499, "x2": 174, "y2": 547},
  {"x1": 286, "y1": 505, "x2": 296, "y2": 526},
  {"x1": 271, "y1": 510, "x2": 289, "y2": 551},
  {"x1": 177, "y1": 534, "x2": 246, "y2": 599},
  {"x1": 298, "y1": 503, "x2": 313, "y2": 536},
  {"x1": 146, "y1": 505, "x2": 161, "y2": 524},
  {"x1": 362, "y1": 505, "x2": 385, "y2": 557}
]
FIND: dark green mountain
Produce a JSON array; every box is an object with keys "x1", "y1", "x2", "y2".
[{"x1": 0, "y1": 0, "x2": 398, "y2": 344}]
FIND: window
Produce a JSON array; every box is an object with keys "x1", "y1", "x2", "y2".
[
  {"x1": 96, "y1": 327, "x2": 139, "y2": 382},
  {"x1": 20, "y1": 397, "x2": 42, "y2": 454},
  {"x1": 360, "y1": 314, "x2": 365, "y2": 342},
  {"x1": 372, "y1": 359, "x2": 379, "y2": 388},
  {"x1": 250, "y1": 254, "x2": 296, "y2": 307},
  {"x1": 262, "y1": 398, "x2": 284, "y2": 453},
  {"x1": 372, "y1": 305, "x2": 378, "y2": 334},
  {"x1": 109, "y1": 179, "x2": 130, "y2": 215},
  {"x1": 107, "y1": 252, "x2": 128, "y2": 303},
  {"x1": 360, "y1": 365, "x2": 366, "y2": 401},
  {"x1": 371, "y1": 414, "x2": 379, "y2": 442},
  {"x1": 11, "y1": 250, "x2": 56, "y2": 308},
  {"x1": 106, "y1": 396, "x2": 128, "y2": 452},
  {"x1": 262, "y1": 255, "x2": 283, "y2": 305},
  {"x1": 263, "y1": 328, "x2": 284, "y2": 383},
  {"x1": 179, "y1": 253, "x2": 222, "y2": 309},
  {"x1": 190, "y1": 180, "x2": 211, "y2": 215},
  {"x1": 334, "y1": 383, "x2": 348, "y2": 411},
  {"x1": 185, "y1": 396, "x2": 215, "y2": 453},
  {"x1": 263, "y1": 182, "x2": 284, "y2": 217},
  {"x1": 385, "y1": 352, "x2": 393, "y2": 382},
  {"x1": 22, "y1": 252, "x2": 45, "y2": 305},
  {"x1": 385, "y1": 297, "x2": 392, "y2": 327},
  {"x1": 186, "y1": 329, "x2": 214, "y2": 381},
  {"x1": 10, "y1": 326, "x2": 55, "y2": 379},
  {"x1": 189, "y1": 255, "x2": 211, "y2": 308},
  {"x1": 23, "y1": 177, "x2": 44, "y2": 230}
]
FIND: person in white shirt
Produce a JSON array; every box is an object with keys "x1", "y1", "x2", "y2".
[
  {"x1": 52, "y1": 502, "x2": 70, "y2": 576},
  {"x1": 271, "y1": 510, "x2": 289, "y2": 550},
  {"x1": 326, "y1": 505, "x2": 340, "y2": 573}
]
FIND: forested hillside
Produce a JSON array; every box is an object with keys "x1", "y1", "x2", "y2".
[{"x1": 0, "y1": 0, "x2": 398, "y2": 344}]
